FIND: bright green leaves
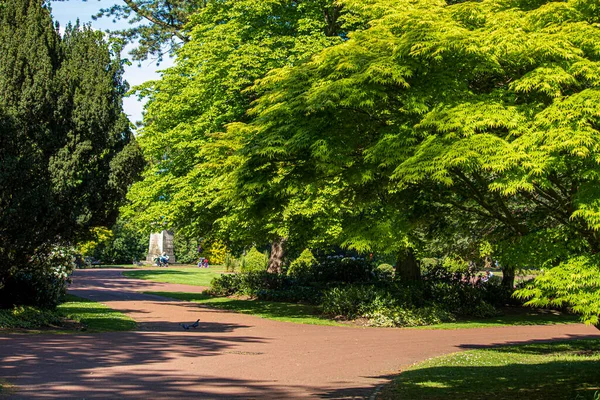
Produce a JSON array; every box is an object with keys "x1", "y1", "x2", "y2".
[{"x1": 516, "y1": 255, "x2": 600, "y2": 326}]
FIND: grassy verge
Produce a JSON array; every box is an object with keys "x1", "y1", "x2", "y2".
[
  {"x1": 145, "y1": 291, "x2": 344, "y2": 326},
  {"x1": 145, "y1": 291, "x2": 578, "y2": 329},
  {"x1": 0, "y1": 294, "x2": 136, "y2": 333},
  {"x1": 381, "y1": 339, "x2": 600, "y2": 400},
  {"x1": 0, "y1": 378, "x2": 15, "y2": 396},
  {"x1": 415, "y1": 309, "x2": 580, "y2": 330},
  {"x1": 123, "y1": 266, "x2": 226, "y2": 287},
  {"x1": 57, "y1": 294, "x2": 136, "y2": 332}
]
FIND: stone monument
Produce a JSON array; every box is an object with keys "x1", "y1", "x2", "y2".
[{"x1": 146, "y1": 230, "x2": 176, "y2": 263}]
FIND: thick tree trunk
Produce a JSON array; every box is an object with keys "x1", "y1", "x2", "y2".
[
  {"x1": 397, "y1": 248, "x2": 421, "y2": 281},
  {"x1": 501, "y1": 266, "x2": 515, "y2": 289},
  {"x1": 267, "y1": 238, "x2": 286, "y2": 274}
]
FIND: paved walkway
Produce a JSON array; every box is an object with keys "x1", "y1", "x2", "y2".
[{"x1": 1, "y1": 269, "x2": 598, "y2": 399}]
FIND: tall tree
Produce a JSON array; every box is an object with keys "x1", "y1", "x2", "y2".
[
  {"x1": 0, "y1": 0, "x2": 144, "y2": 307},
  {"x1": 225, "y1": 0, "x2": 600, "y2": 321},
  {"x1": 123, "y1": 0, "x2": 360, "y2": 265}
]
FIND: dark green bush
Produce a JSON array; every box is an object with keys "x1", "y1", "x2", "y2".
[
  {"x1": 321, "y1": 284, "x2": 455, "y2": 327},
  {"x1": 0, "y1": 246, "x2": 73, "y2": 308},
  {"x1": 311, "y1": 254, "x2": 376, "y2": 283},
  {"x1": 207, "y1": 274, "x2": 243, "y2": 296}
]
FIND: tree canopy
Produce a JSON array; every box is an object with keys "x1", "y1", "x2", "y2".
[
  {"x1": 123, "y1": 0, "x2": 600, "y2": 325},
  {"x1": 0, "y1": 0, "x2": 144, "y2": 307}
]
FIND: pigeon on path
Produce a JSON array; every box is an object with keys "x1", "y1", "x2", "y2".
[
  {"x1": 191, "y1": 319, "x2": 200, "y2": 328},
  {"x1": 179, "y1": 323, "x2": 191, "y2": 330}
]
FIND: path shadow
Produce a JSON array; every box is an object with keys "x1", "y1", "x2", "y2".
[{"x1": 0, "y1": 330, "x2": 279, "y2": 399}]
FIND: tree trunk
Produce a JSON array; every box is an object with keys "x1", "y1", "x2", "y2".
[
  {"x1": 397, "y1": 248, "x2": 421, "y2": 281},
  {"x1": 267, "y1": 238, "x2": 286, "y2": 274},
  {"x1": 501, "y1": 266, "x2": 515, "y2": 289}
]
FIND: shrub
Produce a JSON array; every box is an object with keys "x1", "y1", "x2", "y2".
[
  {"x1": 312, "y1": 254, "x2": 375, "y2": 283},
  {"x1": 0, "y1": 246, "x2": 74, "y2": 309},
  {"x1": 224, "y1": 253, "x2": 240, "y2": 273},
  {"x1": 287, "y1": 249, "x2": 317, "y2": 280},
  {"x1": 321, "y1": 284, "x2": 456, "y2": 327},
  {"x1": 208, "y1": 271, "x2": 322, "y2": 303},
  {"x1": 366, "y1": 305, "x2": 455, "y2": 327},
  {"x1": 208, "y1": 274, "x2": 243, "y2": 296},
  {"x1": 206, "y1": 241, "x2": 227, "y2": 265},
  {"x1": 376, "y1": 263, "x2": 395, "y2": 280},
  {"x1": 240, "y1": 247, "x2": 269, "y2": 273},
  {"x1": 322, "y1": 285, "x2": 397, "y2": 319}
]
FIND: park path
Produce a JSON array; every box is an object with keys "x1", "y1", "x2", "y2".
[{"x1": 1, "y1": 268, "x2": 599, "y2": 399}]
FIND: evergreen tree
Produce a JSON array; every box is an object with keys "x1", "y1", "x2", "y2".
[{"x1": 0, "y1": 0, "x2": 144, "y2": 307}]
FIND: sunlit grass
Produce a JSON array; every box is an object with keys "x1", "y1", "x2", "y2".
[
  {"x1": 381, "y1": 339, "x2": 600, "y2": 400},
  {"x1": 57, "y1": 294, "x2": 136, "y2": 332},
  {"x1": 145, "y1": 291, "x2": 344, "y2": 326},
  {"x1": 123, "y1": 266, "x2": 227, "y2": 287}
]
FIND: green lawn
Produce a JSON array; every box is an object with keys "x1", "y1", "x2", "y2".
[
  {"x1": 415, "y1": 309, "x2": 580, "y2": 330},
  {"x1": 145, "y1": 291, "x2": 344, "y2": 326},
  {"x1": 144, "y1": 291, "x2": 579, "y2": 329},
  {"x1": 123, "y1": 266, "x2": 226, "y2": 287},
  {"x1": 0, "y1": 295, "x2": 135, "y2": 332},
  {"x1": 57, "y1": 294, "x2": 136, "y2": 332},
  {"x1": 381, "y1": 339, "x2": 600, "y2": 400}
]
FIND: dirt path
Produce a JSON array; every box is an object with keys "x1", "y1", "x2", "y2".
[{"x1": 1, "y1": 269, "x2": 598, "y2": 399}]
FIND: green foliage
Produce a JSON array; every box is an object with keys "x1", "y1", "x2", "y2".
[
  {"x1": 515, "y1": 256, "x2": 600, "y2": 326},
  {"x1": 208, "y1": 271, "x2": 321, "y2": 303},
  {"x1": 93, "y1": 0, "x2": 202, "y2": 63},
  {"x1": 226, "y1": 0, "x2": 600, "y2": 319},
  {"x1": 376, "y1": 263, "x2": 395, "y2": 280},
  {"x1": 0, "y1": 245, "x2": 75, "y2": 308},
  {"x1": 321, "y1": 285, "x2": 456, "y2": 327},
  {"x1": 173, "y1": 235, "x2": 200, "y2": 264},
  {"x1": 224, "y1": 253, "x2": 239, "y2": 272},
  {"x1": 240, "y1": 247, "x2": 269, "y2": 273},
  {"x1": 287, "y1": 249, "x2": 317, "y2": 279},
  {"x1": 122, "y1": 0, "x2": 362, "y2": 251},
  {"x1": 205, "y1": 241, "x2": 227, "y2": 265},
  {"x1": 0, "y1": 0, "x2": 143, "y2": 307}
]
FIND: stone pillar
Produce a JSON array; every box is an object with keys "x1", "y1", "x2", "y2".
[{"x1": 146, "y1": 230, "x2": 176, "y2": 263}]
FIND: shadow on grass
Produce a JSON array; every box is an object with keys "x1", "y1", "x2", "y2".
[
  {"x1": 383, "y1": 339, "x2": 600, "y2": 400},
  {"x1": 58, "y1": 295, "x2": 136, "y2": 332},
  {"x1": 419, "y1": 308, "x2": 581, "y2": 330},
  {"x1": 146, "y1": 291, "x2": 340, "y2": 326}
]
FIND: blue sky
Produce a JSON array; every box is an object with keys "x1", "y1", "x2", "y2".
[{"x1": 50, "y1": 0, "x2": 174, "y2": 125}]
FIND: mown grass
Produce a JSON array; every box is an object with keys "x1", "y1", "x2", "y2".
[
  {"x1": 57, "y1": 294, "x2": 136, "y2": 332},
  {"x1": 415, "y1": 309, "x2": 580, "y2": 330},
  {"x1": 145, "y1": 291, "x2": 344, "y2": 326},
  {"x1": 123, "y1": 266, "x2": 226, "y2": 287},
  {"x1": 0, "y1": 294, "x2": 136, "y2": 333},
  {"x1": 381, "y1": 339, "x2": 600, "y2": 400},
  {"x1": 144, "y1": 291, "x2": 579, "y2": 329}
]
